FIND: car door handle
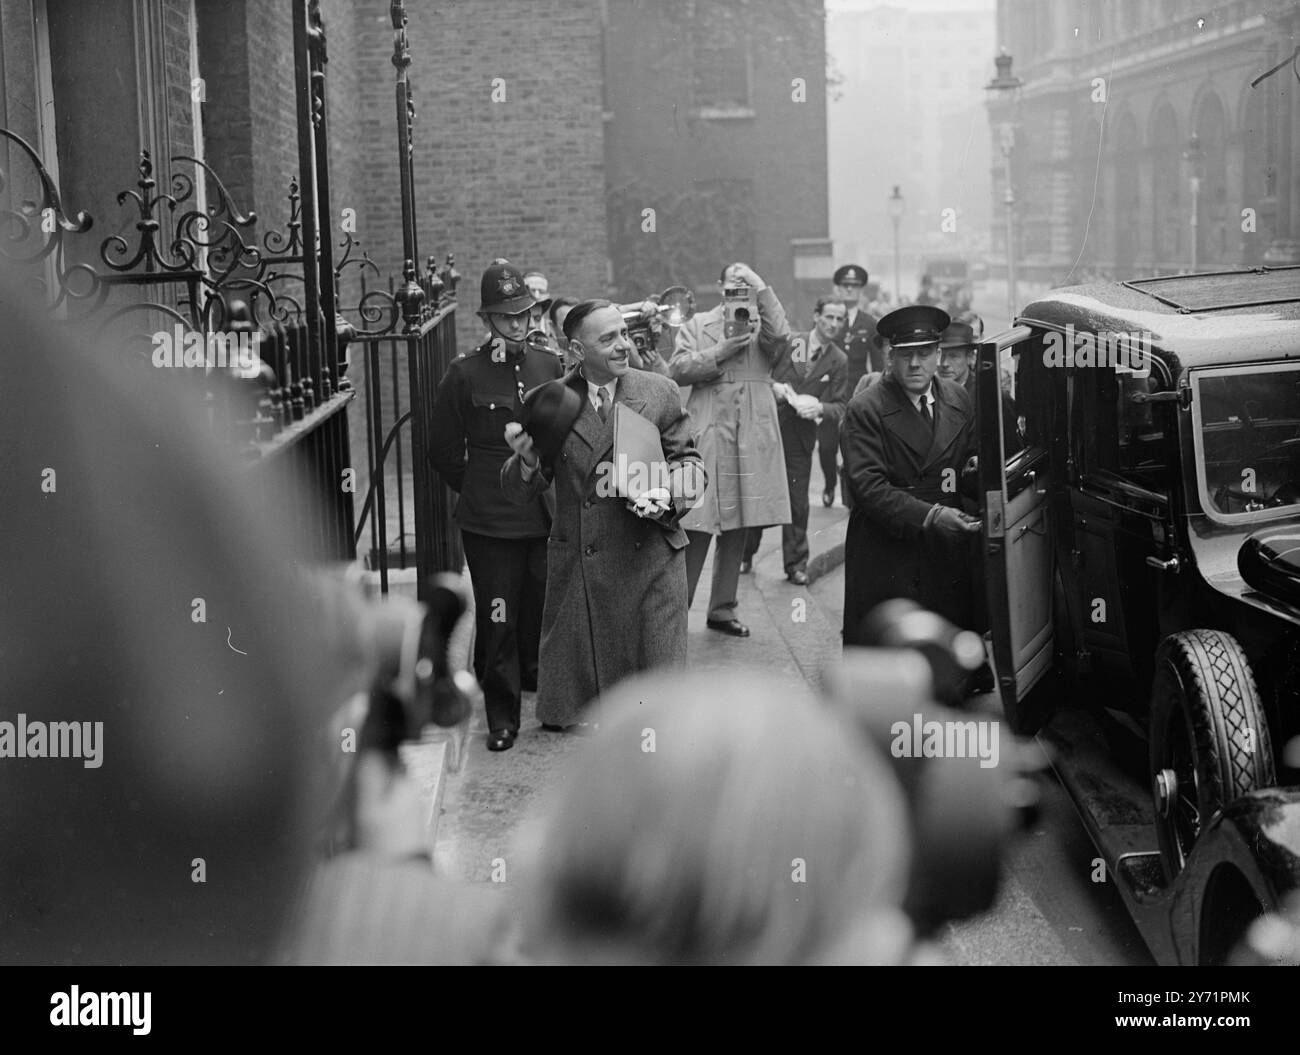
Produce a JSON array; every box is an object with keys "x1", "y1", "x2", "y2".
[{"x1": 1145, "y1": 555, "x2": 1180, "y2": 573}]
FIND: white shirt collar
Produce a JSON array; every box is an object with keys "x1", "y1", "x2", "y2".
[
  {"x1": 587, "y1": 376, "x2": 617, "y2": 411},
  {"x1": 910, "y1": 385, "x2": 935, "y2": 413}
]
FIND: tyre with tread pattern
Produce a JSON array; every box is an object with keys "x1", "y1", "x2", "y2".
[{"x1": 1149, "y1": 629, "x2": 1275, "y2": 883}]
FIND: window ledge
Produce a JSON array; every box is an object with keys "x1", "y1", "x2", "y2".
[{"x1": 690, "y1": 105, "x2": 756, "y2": 120}]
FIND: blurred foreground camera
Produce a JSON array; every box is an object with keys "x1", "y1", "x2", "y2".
[{"x1": 826, "y1": 600, "x2": 1047, "y2": 937}]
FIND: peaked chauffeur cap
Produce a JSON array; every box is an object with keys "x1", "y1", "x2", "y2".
[
  {"x1": 874, "y1": 304, "x2": 950, "y2": 350},
  {"x1": 833, "y1": 263, "x2": 868, "y2": 286}
]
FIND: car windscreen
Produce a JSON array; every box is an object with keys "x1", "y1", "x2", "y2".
[{"x1": 1192, "y1": 363, "x2": 1300, "y2": 525}]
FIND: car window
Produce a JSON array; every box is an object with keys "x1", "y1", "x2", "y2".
[
  {"x1": 1082, "y1": 367, "x2": 1167, "y2": 488},
  {"x1": 1193, "y1": 365, "x2": 1300, "y2": 521}
]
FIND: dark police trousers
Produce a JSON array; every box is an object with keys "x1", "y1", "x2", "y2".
[
  {"x1": 460, "y1": 531, "x2": 546, "y2": 733},
  {"x1": 743, "y1": 419, "x2": 814, "y2": 574},
  {"x1": 816, "y1": 416, "x2": 839, "y2": 500}
]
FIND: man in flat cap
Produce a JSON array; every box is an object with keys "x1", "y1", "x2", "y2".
[
  {"x1": 428, "y1": 261, "x2": 564, "y2": 752},
  {"x1": 938, "y1": 318, "x2": 1022, "y2": 459},
  {"x1": 840, "y1": 305, "x2": 981, "y2": 648},
  {"x1": 829, "y1": 264, "x2": 882, "y2": 507}
]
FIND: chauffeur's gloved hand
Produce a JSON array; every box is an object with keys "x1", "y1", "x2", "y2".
[{"x1": 926, "y1": 504, "x2": 981, "y2": 540}]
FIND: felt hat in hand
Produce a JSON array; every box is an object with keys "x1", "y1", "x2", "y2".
[{"x1": 518, "y1": 378, "x2": 583, "y2": 465}]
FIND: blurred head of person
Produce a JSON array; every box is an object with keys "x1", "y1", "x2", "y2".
[
  {"x1": 523, "y1": 270, "x2": 549, "y2": 301},
  {"x1": 1, "y1": 268, "x2": 375, "y2": 964},
  {"x1": 813, "y1": 297, "x2": 847, "y2": 344},
  {"x1": 514, "y1": 671, "x2": 912, "y2": 965}
]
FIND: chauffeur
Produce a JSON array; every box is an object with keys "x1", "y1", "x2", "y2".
[
  {"x1": 428, "y1": 261, "x2": 564, "y2": 752},
  {"x1": 840, "y1": 305, "x2": 980, "y2": 646},
  {"x1": 829, "y1": 264, "x2": 882, "y2": 507}
]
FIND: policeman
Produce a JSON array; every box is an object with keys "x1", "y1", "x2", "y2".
[
  {"x1": 828, "y1": 264, "x2": 881, "y2": 506},
  {"x1": 840, "y1": 304, "x2": 980, "y2": 647},
  {"x1": 428, "y1": 262, "x2": 564, "y2": 751}
]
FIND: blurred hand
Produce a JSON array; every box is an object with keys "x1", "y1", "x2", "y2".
[
  {"x1": 504, "y1": 421, "x2": 538, "y2": 468},
  {"x1": 929, "y1": 505, "x2": 981, "y2": 539},
  {"x1": 797, "y1": 399, "x2": 823, "y2": 421}
]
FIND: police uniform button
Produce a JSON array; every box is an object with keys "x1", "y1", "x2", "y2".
[{"x1": 489, "y1": 402, "x2": 496, "y2": 410}]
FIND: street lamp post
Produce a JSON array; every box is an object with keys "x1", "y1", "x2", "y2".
[
  {"x1": 985, "y1": 51, "x2": 1023, "y2": 326},
  {"x1": 1183, "y1": 134, "x2": 1204, "y2": 273},
  {"x1": 887, "y1": 185, "x2": 904, "y2": 305}
]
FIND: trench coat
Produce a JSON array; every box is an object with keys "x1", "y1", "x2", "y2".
[
  {"x1": 840, "y1": 373, "x2": 977, "y2": 645},
  {"x1": 669, "y1": 286, "x2": 792, "y2": 534},
  {"x1": 501, "y1": 368, "x2": 707, "y2": 726}
]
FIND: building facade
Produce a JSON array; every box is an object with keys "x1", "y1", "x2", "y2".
[
  {"x1": 602, "y1": 0, "x2": 831, "y2": 326},
  {"x1": 991, "y1": 0, "x2": 1300, "y2": 287},
  {"x1": 828, "y1": 4, "x2": 995, "y2": 292}
]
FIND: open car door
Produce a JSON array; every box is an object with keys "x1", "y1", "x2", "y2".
[{"x1": 978, "y1": 327, "x2": 1055, "y2": 734}]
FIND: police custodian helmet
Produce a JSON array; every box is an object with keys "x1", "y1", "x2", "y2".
[{"x1": 478, "y1": 261, "x2": 538, "y2": 315}]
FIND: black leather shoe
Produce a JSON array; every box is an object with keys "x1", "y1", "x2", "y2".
[
  {"x1": 540, "y1": 723, "x2": 569, "y2": 732},
  {"x1": 706, "y1": 618, "x2": 750, "y2": 637},
  {"x1": 739, "y1": 559, "x2": 752, "y2": 574},
  {"x1": 822, "y1": 488, "x2": 835, "y2": 507},
  {"x1": 486, "y1": 729, "x2": 517, "y2": 751},
  {"x1": 786, "y1": 570, "x2": 810, "y2": 586}
]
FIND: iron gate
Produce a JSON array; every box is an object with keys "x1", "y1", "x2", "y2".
[{"x1": 0, "y1": 0, "x2": 460, "y2": 597}]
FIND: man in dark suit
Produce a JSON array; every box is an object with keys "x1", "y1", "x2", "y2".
[
  {"x1": 428, "y1": 261, "x2": 564, "y2": 752},
  {"x1": 840, "y1": 305, "x2": 981, "y2": 647},
  {"x1": 742, "y1": 297, "x2": 850, "y2": 584},
  {"x1": 830, "y1": 264, "x2": 881, "y2": 508},
  {"x1": 502, "y1": 300, "x2": 706, "y2": 731}
]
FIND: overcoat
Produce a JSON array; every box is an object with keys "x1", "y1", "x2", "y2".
[
  {"x1": 669, "y1": 287, "x2": 792, "y2": 534},
  {"x1": 840, "y1": 373, "x2": 977, "y2": 644},
  {"x1": 501, "y1": 368, "x2": 706, "y2": 726}
]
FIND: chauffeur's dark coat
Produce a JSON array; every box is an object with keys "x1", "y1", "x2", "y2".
[
  {"x1": 501, "y1": 368, "x2": 706, "y2": 726},
  {"x1": 840, "y1": 372, "x2": 977, "y2": 645}
]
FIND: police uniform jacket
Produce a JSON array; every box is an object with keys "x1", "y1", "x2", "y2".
[
  {"x1": 842, "y1": 307, "x2": 883, "y2": 392},
  {"x1": 428, "y1": 339, "x2": 563, "y2": 537},
  {"x1": 669, "y1": 286, "x2": 792, "y2": 533},
  {"x1": 840, "y1": 372, "x2": 977, "y2": 643},
  {"x1": 501, "y1": 368, "x2": 706, "y2": 726},
  {"x1": 770, "y1": 331, "x2": 850, "y2": 456}
]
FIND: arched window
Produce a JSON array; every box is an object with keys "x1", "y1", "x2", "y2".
[
  {"x1": 1113, "y1": 113, "x2": 1140, "y2": 277},
  {"x1": 1194, "y1": 92, "x2": 1228, "y2": 267},
  {"x1": 1150, "y1": 102, "x2": 1181, "y2": 269}
]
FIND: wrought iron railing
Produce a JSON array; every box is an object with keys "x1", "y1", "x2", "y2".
[{"x1": 0, "y1": 0, "x2": 461, "y2": 591}]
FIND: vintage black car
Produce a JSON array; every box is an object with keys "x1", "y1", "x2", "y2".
[{"x1": 976, "y1": 266, "x2": 1300, "y2": 965}]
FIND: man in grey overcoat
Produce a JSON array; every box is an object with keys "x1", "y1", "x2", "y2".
[
  {"x1": 670, "y1": 262, "x2": 792, "y2": 638},
  {"x1": 502, "y1": 300, "x2": 707, "y2": 729}
]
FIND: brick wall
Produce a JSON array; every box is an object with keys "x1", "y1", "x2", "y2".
[{"x1": 354, "y1": 0, "x2": 609, "y2": 356}]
